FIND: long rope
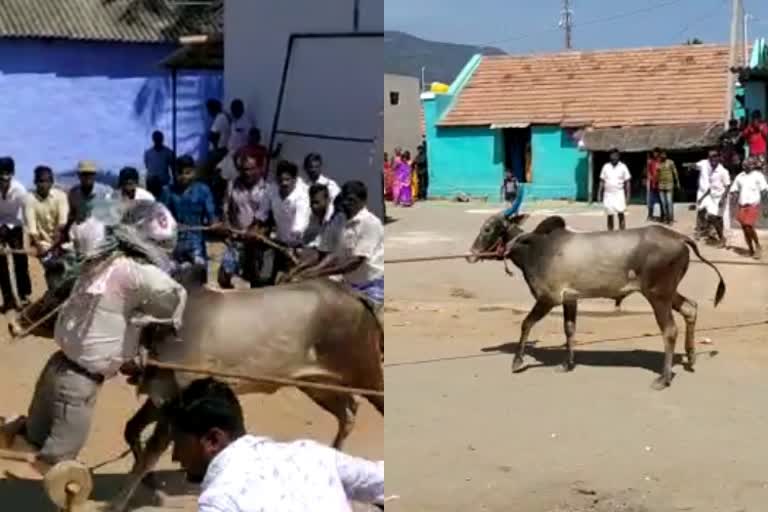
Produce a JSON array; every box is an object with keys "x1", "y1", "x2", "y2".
[
  {"x1": 384, "y1": 318, "x2": 768, "y2": 368},
  {"x1": 385, "y1": 253, "x2": 768, "y2": 267},
  {"x1": 179, "y1": 225, "x2": 299, "y2": 264},
  {"x1": 144, "y1": 359, "x2": 384, "y2": 398}
]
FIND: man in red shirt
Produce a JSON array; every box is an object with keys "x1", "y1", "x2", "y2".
[
  {"x1": 742, "y1": 110, "x2": 768, "y2": 169},
  {"x1": 234, "y1": 128, "x2": 282, "y2": 179},
  {"x1": 645, "y1": 147, "x2": 661, "y2": 221}
]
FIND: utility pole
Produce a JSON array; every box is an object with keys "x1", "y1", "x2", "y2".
[
  {"x1": 725, "y1": 0, "x2": 741, "y2": 124},
  {"x1": 744, "y1": 12, "x2": 752, "y2": 65},
  {"x1": 560, "y1": 0, "x2": 574, "y2": 49}
]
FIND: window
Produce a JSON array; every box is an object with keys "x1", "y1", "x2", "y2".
[{"x1": 389, "y1": 91, "x2": 400, "y2": 106}]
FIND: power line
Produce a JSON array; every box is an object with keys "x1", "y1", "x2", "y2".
[
  {"x1": 391, "y1": 0, "x2": 695, "y2": 62},
  {"x1": 674, "y1": 0, "x2": 729, "y2": 39},
  {"x1": 480, "y1": 0, "x2": 688, "y2": 48}
]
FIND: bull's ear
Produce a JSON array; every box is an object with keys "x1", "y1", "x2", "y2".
[{"x1": 506, "y1": 212, "x2": 529, "y2": 225}]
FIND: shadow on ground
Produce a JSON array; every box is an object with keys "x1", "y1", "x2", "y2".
[
  {"x1": 482, "y1": 341, "x2": 719, "y2": 377},
  {"x1": 0, "y1": 469, "x2": 197, "y2": 511}
]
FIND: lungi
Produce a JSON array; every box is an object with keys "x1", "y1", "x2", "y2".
[
  {"x1": 349, "y1": 278, "x2": 384, "y2": 311},
  {"x1": 603, "y1": 190, "x2": 627, "y2": 215},
  {"x1": 736, "y1": 204, "x2": 760, "y2": 227}
]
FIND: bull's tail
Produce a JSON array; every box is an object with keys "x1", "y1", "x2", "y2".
[{"x1": 681, "y1": 236, "x2": 726, "y2": 307}]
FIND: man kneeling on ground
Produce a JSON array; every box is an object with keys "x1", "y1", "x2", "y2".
[
  {"x1": 170, "y1": 378, "x2": 385, "y2": 511},
  {"x1": 0, "y1": 201, "x2": 187, "y2": 478}
]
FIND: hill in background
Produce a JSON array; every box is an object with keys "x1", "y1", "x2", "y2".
[{"x1": 384, "y1": 30, "x2": 507, "y2": 85}]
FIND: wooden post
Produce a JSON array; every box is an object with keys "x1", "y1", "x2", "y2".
[{"x1": 587, "y1": 151, "x2": 594, "y2": 204}]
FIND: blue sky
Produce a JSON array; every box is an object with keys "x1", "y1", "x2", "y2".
[{"x1": 385, "y1": 0, "x2": 768, "y2": 54}]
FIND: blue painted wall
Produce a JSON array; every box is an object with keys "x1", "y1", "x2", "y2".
[
  {"x1": 423, "y1": 52, "x2": 589, "y2": 201},
  {"x1": 744, "y1": 81, "x2": 766, "y2": 120},
  {"x1": 0, "y1": 39, "x2": 223, "y2": 186},
  {"x1": 527, "y1": 126, "x2": 588, "y2": 201}
]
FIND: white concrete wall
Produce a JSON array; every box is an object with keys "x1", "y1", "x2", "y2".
[
  {"x1": 384, "y1": 73, "x2": 421, "y2": 155},
  {"x1": 224, "y1": 0, "x2": 384, "y2": 217}
]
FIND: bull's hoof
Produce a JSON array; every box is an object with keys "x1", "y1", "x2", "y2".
[
  {"x1": 559, "y1": 360, "x2": 575, "y2": 372},
  {"x1": 511, "y1": 357, "x2": 525, "y2": 373},
  {"x1": 7, "y1": 318, "x2": 21, "y2": 338},
  {"x1": 651, "y1": 376, "x2": 672, "y2": 391}
]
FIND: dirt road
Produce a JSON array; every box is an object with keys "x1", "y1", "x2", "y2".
[
  {"x1": 0, "y1": 255, "x2": 383, "y2": 511},
  {"x1": 385, "y1": 201, "x2": 768, "y2": 512}
]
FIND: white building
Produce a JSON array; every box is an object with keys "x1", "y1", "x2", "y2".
[
  {"x1": 165, "y1": 0, "x2": 383, "y2": 218},
  {"x1": 226, "y1": 0, "x2": 384, "y2": 218}
]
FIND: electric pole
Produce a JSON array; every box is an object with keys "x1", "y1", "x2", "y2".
[
  {"x1": 725, "y1": 0, "x2": 742, "y2": 124},
  {"x1": 560, "y1": 0, "x2": 574, "y2": 49}
]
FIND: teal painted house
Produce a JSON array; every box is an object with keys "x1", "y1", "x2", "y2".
[
  {"x1": 423, "y1": 44, "x2": 739, "y2": 202},
  {"x1": 735, "y1": 38, "x2": 768, "y2": 128}
]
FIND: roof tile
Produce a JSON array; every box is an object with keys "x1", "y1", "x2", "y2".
[
  {"x1": 440, "y1": 44, "x2": 732, "y2": 128},
  {"x1": 0, "y1": 0, "x2": 220, "y2": 43}
]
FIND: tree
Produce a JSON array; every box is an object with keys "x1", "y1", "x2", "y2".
[
  {"x1": 102, "y1": 0, "x2": 222, "y2": 39},
  {"x1": 684, "y1": 38, "x2": 704, "y2": 45}
]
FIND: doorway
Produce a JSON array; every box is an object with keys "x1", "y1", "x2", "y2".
[{"x1": 503, "y1": 128, "x2": 532, "y2": 183}]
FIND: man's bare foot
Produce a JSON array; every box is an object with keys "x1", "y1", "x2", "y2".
[{"x1": 3, "y1": 457, "x2": 49, "y2": 481}]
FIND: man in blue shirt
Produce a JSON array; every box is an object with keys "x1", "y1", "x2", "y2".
[
  {"x1": 160, "y1": 155, "x2": 221, "y2": 282},
  {"x1": 143, "y1": 131, "x2": 175, "y2": 198}
]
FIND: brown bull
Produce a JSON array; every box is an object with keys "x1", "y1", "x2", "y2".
[
  {"x1": 106, "y1": 277, "x2": 383, "y2": 511},
  {"x1": 469, "y1": 213, "x2": 726, "y2": 390}
]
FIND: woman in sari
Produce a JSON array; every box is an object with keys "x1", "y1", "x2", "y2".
[
  {"x1": 383, "y1": 152, "x2": 394, "y2": 201},
  {"x1": 404, "y1": 150, "x2": 418, "y2": 201},
  {"x1": 394, "y1": 150, "x2": 413, "y2": 207}
]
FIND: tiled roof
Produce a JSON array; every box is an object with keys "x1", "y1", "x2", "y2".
[
  {"x1": 440, "y1": 44, "x2": 731, "y2": 128},
  {"x1": 0, "y1": 0, "x2": 220, "y2": 43}
]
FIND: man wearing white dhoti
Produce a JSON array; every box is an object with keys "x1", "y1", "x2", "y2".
[
  {"x1": 598, "y1": 148, "x2": 632, "y2": 231},
  {"x1": 695, "y1": 149, "x2": 731, "y2": 246}
]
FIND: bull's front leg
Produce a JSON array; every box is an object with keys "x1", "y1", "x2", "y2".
[
  {"x1": 561, "y1": 300, "x2": 578, "y2": 371},
  {"x1": 513, "y1": 299, "x2": 554, "y2": 373},
  {"x1": 106, "y1": 417, "x2": 172, "y2": 512},
  {"x1": 123, "y1": 398, "x2": 159, "y2": 465}
]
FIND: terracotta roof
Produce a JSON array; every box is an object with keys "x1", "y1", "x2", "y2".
[
  {"x1": 0, "y1": 0, "x2": 220, "y2": 43},
  {"x1": 440, "y1": 44, "x2": 731, "y2": 128},
  {"x1": 581, "y1": 122, "x2": 723, "y2": 152}
]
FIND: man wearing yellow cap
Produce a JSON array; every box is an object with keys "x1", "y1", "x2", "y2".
[{"x1": 65, "y1": 161, "x2": 113, "y2": 227}]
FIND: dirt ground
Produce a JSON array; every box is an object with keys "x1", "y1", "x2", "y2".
[
  {"x1": 384, "y1": 200, "x2": 768, "y2": 512},
  {"x1": 0, "y1": 248, "x2": 383, "y2": 511}
]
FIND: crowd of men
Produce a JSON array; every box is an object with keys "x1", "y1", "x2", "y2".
[
  {"x1": 0, "y1": 99, "x2": 384, "y2": 315},
  {"x1": 598, "y1": 110, "x2": 768, "y2": 260},
  {"x1": 0, "y1": 98, "x2": 385, "y2": 511}
]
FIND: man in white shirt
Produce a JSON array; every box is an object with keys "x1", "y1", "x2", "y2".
[
  {"x1": 302, "y1": 183, "x2": 336, "y2": 248},
  {"x1": 598, "y1": 149, "x2": 631, "y2": 231},
  {"x1": 303, "y1": 153, "x2": 341, "y2": 202},
  {"x1": 206, "y1": 99, "x2": 231, "y2": 215},
  {"x1": 0, "y1": 157, "x2": 31, "y2": 311},
  {"x1": 169, "y1": 378, "x2": 385, "y2": 512},
  {"x1": 730, "y1": 156, "x2": 768, "y2": 259},
  {"x1": 290, "y1": 181, "x2": 384, "y2": 311},
  {"x1": 256, "y1": 161, "x2": 310, "y2": 284},
  {"x1": 117, "y1": 166, "x2": 155, "y2": 209},
  {"x1": 227, "y1": 99, "x2": 252, "y2": 155},
  {"x1": 694, "y1": 149, "x2": 731, "y2": 246},
  {"x1": 0, "y1": 202, "x2": 187, "y2": 478},
  {"x1": 207, "y1": 99, "x2": 231, "y2": 155}
]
